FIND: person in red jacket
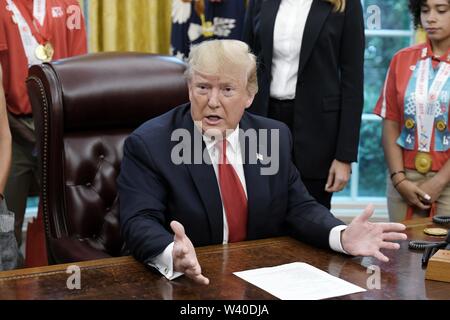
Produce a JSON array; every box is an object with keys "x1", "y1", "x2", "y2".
[
  {"x1": 0, "y1": 0, "x2": 87, "y2": 246},
  {"x1": 374, "y1": 0, "x2": 450, "y2": 221}
]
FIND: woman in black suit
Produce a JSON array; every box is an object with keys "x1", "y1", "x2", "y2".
[{"x1": 243, "y1": 0, "x2": 365, "y2": 209}]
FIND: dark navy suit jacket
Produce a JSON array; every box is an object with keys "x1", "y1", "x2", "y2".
[{"x1": 118, "y1": 103, "x2": 344, "y2": 263}]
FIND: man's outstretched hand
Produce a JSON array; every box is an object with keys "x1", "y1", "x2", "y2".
[
  {"x1": 341, "y1": 204, "x2": 407, "y2": 262},
  {"x1": 171, "y1": 221, "x2": 209, "y2": 285}
]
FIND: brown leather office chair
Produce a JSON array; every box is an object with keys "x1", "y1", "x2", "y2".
[{"x1": 27, "y1": 53, "x2": 189, "y2": 264}]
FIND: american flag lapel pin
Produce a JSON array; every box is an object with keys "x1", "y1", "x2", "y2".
[{"x1": 256, "y1": 153, "x2": 264, "y2": 162}]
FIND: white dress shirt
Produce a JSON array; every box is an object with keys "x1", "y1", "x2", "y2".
[
  {"x1": 149, "y1": 126, "x2": 347, "y2": 280},
  {"x1": 270, "y1": 0, "x2": 313, "y2": 100}
]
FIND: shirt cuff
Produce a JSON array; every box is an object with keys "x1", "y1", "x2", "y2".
[
  {"x1": 329, "y1": 225, "x2": 349, "y2": 255},
  {"x1": 147, "y1": 242, "x2": 184, "y2": 280}
]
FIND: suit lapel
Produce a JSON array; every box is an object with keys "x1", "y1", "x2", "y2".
[
  {"x1": 260, "y1": 0, "x2": 281, "y2": 76},
  {"x1": 182, "y1": 112, "x2": 223, "y2": 244},
  {"x1": 239, "y1": 114, "x2": 271, "y2": 240},
  {"x1": 181, "y1": 110, "x2": 273, "y2": 242},
  {"x1": 298, "y1": 0, "x2": 332, "y2": 76}
]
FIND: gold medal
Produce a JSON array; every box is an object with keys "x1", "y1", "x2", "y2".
[
  {"x1": 405, "y1": 118, "x2": 415, "y2": 129},
  {"x1": 35, "y1": 44, "x2": 48, "y2": 61},
  {"x1": 424, "y1": 228, "x2": 448, "y2": 236},
  {"x1": 436, "y1": 120, "x2": 447, "y2": 132},
  {"x1": 44, "y1": 42, "x2": 54, "y2": 61},
  {"x1": 35, "y1": 42, "x2": 54, "y2": 62},
  {"x1": 415, "y1": 152, "x2": 432, "y2": 174}
]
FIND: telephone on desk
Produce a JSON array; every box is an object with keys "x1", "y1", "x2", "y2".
[
  {"x1": 407, "y1": 215, "x2": 450, "y2": 283},
  {"x1": 407, "y1": 215, "x2": 450, "y2": 266},
  {"x1": 422, "y1": 232, "x2": 450, "y2": 266},
  {"x1": 424, "y1": 232, "x2": 450, "y2": 283}
]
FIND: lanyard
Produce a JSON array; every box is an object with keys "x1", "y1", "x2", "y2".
[
  {"x1": 6, "y1": 0, "x2": 46, "y2": 65},
  {"x1": 13, "y1": 0, "x2": 51, "y2": 44},
  {"x1": 415, "y1": 58, "x2": 450, "y2": 152}
]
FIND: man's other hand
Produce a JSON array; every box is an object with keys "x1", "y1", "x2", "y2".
[
  {"x1": 171, "y1": 220, "x2": 209, "y2": 285},
  {"x1": 341, "y1": 204, "x2": 407, "y2": 262}
]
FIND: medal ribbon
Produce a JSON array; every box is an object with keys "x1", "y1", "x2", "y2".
[
  {"x1": 415, "y1": 56, "x2": 450, "y2": 152},
  {"x1": 33, "y1": 0, "x2": 46, "y2": 26},
  {"x1": 6, "y1": 0, "x2": 41, "y2": 65},
  {"x1": 13, "y1": 0, "x2": 51, "y2": 44}
]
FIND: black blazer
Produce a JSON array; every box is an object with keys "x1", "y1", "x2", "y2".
[
  {"x1": 118, "y1": 104, "x2": 344, "y2": 263},
  {"x1": 243, "y1": 0, "x2": 365, "y2": 179}
]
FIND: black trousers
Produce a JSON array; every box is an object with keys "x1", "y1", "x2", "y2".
[{"x1": 268, "y1": 98, "x2": 332, "y2": 209}]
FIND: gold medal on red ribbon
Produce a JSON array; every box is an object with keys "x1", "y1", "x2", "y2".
[
  {"x1": 436, "y1": 120, "x2": 446, "y2": 132},
  {"x1": 44, "y1": 42, "x2": 54, "y2": 60},
  {"x1": 405, "y1": 118, "x2": 415, "y2": 129},
  {"x1": 35, "y1": 42, "x2": 54, "y2": 62},
  {"x1": 35, "y1": 44, "x2": 47, "y2": 61},
  {"x1": 415, "y1": 152, "x2": 432, "y2": 174}
]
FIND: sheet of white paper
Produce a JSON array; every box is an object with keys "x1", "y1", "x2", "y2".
[{"x1": 233, "y1": 262, "x2": 366, "y2": 300}]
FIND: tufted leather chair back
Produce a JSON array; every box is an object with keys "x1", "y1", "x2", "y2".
[{"x1": 27, "y1": 53, "x2": 188, "y2": 264}]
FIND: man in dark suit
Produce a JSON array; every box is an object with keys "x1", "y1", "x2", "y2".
[
  {"x1": 243, "y1": 0, "x2": 365, "y2": 209},
  {"x1": 118, "y1": 39, "x2": 405, "y2": 285}
]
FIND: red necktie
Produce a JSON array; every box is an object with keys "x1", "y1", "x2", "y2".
[{"x1": 217, "y1": 139, "x2": 248, "y2": 242}]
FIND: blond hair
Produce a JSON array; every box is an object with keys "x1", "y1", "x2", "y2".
[
  {"x1": 185, "y1": 39, "x2": 258, "y2": 96},
  {"x1": 326, "y1": 0, "x2": 346, "y2": 12}
]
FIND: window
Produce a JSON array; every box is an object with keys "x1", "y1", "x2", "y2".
[{"x1": 332, "y1": 0, "x2": 415, "y2": 217}]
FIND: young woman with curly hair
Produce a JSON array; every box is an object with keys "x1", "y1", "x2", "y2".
[{"x1": 374, "y1": 0, "x2": 450, "y2": 221}]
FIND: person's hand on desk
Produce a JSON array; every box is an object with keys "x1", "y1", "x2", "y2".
[
  {"x1": 341, "y1": 204, "x2": 407, "y2": 262},
  {"x1": 171, "y1": 221, "x2": 210, "y2": 285}
]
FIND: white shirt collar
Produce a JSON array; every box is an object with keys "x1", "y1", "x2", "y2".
[{"x1": 203, "y1": 125, "x2": 241, "y2": 154}]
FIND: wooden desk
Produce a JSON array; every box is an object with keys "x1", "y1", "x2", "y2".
[{"x1": 0, "y1": 220, "x2": 449, "y2": 300}]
